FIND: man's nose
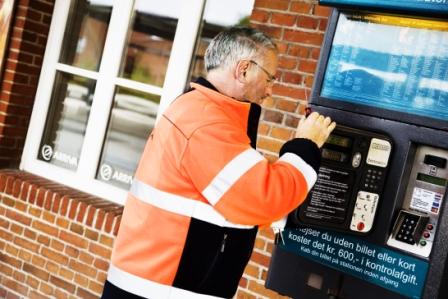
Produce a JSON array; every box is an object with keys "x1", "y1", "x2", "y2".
[{"x1": 265, "y1": 84, "x2": 273, "y2": 98}]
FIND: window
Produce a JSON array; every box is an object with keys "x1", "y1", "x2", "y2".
[{"x1": 21, "y1": 0, "x2": 254, "y2": 204}]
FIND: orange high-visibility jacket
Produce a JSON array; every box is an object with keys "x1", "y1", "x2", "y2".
[{"x1": 103, "y1": 78, "x2": 321, "y2": 299}]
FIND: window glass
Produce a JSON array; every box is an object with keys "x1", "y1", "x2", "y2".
[
  {"x1": 119, "y1": 0, "x2": 181, "y2": 86},
  {"x1": 38, "y1": 72, "x2": 96, "y2": 170},
  {"x1": 189, "y1": 0, "x2": 255, "y2": 81},
  {"x1": 59, "y1": 0, "x2": 113, "y2": 71},
  {"x1": 96, "y1": 86, "x2": 160, "y2": 188}
]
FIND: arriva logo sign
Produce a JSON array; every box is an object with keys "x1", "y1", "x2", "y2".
[
  {"x1": 100, "y1": 164, "x2": 133, "y2": 185},
  {"x1": 41, "y1": 145, "x2": 78, "y2": 167}
]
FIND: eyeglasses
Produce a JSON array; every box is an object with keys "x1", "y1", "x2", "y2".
[{"x1": 249, "y1": 60, "x2": 276, "y2": 84}]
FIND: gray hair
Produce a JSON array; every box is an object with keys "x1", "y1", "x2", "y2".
[{"x1": 204, "y1": 26, "x2": 277, "y2": 72}]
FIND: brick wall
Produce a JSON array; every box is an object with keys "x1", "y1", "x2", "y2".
[
  {"x1": 0, "y1": 0, "x2": 54, "y2": 168},
  {"x1": 0, "y1": 0, "x2": 332, "y2": 298},
  {"x1": 0, "y1": 170, "x2": 122, "y2": 299}
]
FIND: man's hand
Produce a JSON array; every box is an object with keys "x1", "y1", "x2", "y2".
[{"x1": 295, "y1": 112, "x2": 336, "y2": 148}]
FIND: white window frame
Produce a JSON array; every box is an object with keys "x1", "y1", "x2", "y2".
[{"x1": 20, "y1": 0, "x2": 206, "y2": 204}]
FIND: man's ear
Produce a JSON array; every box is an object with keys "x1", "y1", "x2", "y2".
[{"x1": 235, "y1": 60, "x2": 250, "y2": 83}]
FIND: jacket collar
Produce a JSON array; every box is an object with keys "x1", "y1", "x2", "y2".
[{"x1": 191, "y1": 77, "x2": 261, "y2": 148}]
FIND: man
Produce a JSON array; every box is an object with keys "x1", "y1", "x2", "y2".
[{"x1": 101, "y1": 27, "x2": 336, "y2": 299}]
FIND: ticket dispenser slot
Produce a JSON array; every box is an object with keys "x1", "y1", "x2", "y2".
[
  {"x1": 387, "y1": 145, "x2": 448, "y2": 257},
  {"x1": 288, "y1": 126, "x2": 392, "y2": 235}
]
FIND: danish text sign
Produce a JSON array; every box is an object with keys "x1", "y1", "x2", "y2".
[{"x1": 279, "y1": 228, "x2": 428, "y2": 298}]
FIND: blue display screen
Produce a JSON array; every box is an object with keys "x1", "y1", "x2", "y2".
[{"x1": 321, "y1": 13, "x2": 448, "y2": 121}]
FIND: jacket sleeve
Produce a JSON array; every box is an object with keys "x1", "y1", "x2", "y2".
[{"x1": 180, "y1": 122, "x2": 321, "y2": 226}]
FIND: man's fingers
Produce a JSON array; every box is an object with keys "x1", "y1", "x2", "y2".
[
  {"x1": 327, "y1": 121, "x2": 337, "y2": 133},
  {"x1": 307, "y1": 112, "x2": 320, "y2": 121}
]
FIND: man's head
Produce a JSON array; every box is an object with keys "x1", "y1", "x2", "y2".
[{"x1": 205, "y1": 27, "x2": 278, "y2": 104}]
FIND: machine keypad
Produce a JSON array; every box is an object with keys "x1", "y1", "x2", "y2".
[
  {"x1": 392, "y1": 211, "x2": 429, "y2": 245},
  {"x1": 362, "y1": 168, "x2": 383, "y2": 191}
]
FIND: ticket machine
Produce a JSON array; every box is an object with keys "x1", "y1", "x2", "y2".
[{"x1": 266, "y1": 1, "x2": 448, "y2": 298}]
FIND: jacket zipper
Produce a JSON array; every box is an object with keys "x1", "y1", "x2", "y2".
[
  {"x1": 220, "y1": 233, "x2": 228, "y2": 252},
  {"x1": 198, "y1": 232, "x2": 228, "y2": 288}
]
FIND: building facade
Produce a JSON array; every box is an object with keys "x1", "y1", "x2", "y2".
[{"x1": 0, "y1": 0, "x2": 331, "y2": 298}]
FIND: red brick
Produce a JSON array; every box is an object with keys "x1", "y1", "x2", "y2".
[
  {"x1": 56, "y1": 217, "x2": 69, "y2": 229},
  {"x1": 24, "y1": 228, "x2": 37, "y2": 241},
  {"x1": 271, "y1": 12, "x2": 296, "y2": 26},
  {"x1": 70, "y1": 222, "x2": 84, "y2": 236},
  {"x1": 32, "y1": 220, "x2": 59, "y2": 237},
  {"x1": 278, "y1": 56, "x2": 297, "y2": 70},
  {"x1": 2, "y1": 277, "x2": 29, "y2": 296},
  {"x1": 284, "y1": 30, "x2": 324, "y2": 46},
  {"x1": 0, "y1": 252, "x2": 22, "y2": 269},
  {"x1": 49, "y1": 276, "x2": 76, "y2": 293},
  {"x1": 50, "y1": 239, "x2": 64, "y2": 252},
  {"x1": 35, "y1": 188, "x2": 46, "y2": 207},
  {"x1": 28, "y1": 290, "x2": 49, "y2": 299},
  {"x1": 13, "y1": 236, "x2": 39, "y2": 253},
  {"x1": 85, "y1": 229, "x2": 99, "y2": 242},
  {"x1": 93, "y1": 258, "x2": 109, "y2": 271},
  {"x1": 251, "y1": 24, "x2": 282, "y2": 39},
  {"x1": 19, "y1": 181, "x2": 30, "y2": 201},
  {"x1": 5, "y1": 209, "x2": 31, "y2": 226},
  {"x1": 44, "y1": 190, "x2": 54, "y2": 210},
  {"x1": 113, "y1": 215, "x2": 121, "y2": 236},
  {"x1": 59, "y1": 268, "x2": 75, "y2": 281},
  {"x1": 285, "y1": 115, "x2": 300, "y2": 128},
  {"x1": 39, "y1": 281, "x2": 54, "y2": 295},
  {"x1": 89, "y1": 243, "x2": 112, "y2": 259},
  {"x1": 319, "y1": 18, "x2": 328, "y2": 31},
  {"x1": 271, "y1": 127, "x2": 292, "y2": 140},
  {"x1": 314, "y1": 5, "x2": 332, "y2": 17},
  {"x1": 59, "y1": 196, "x2": 70, "y2": 216},
  {"x1": 282, "y1": 72, "x2": 302, "y2": 85},
  {"x1": 251, "y1": 9, "x2": 270, "y2": 23},
  {"x1": 77, "y1": 287, "x2": 97, "y2": 299},
  {"x1": 263, "y1": 110, "x2": 284, "y2": 124},
  {"x1": 236, "y1": 289, "x2": 256, "y2": 299},
  {"x1": 64, "y1": 245, "x2": 80, "y2": 258},
  {"x1": 85, "y1": 206, "x2": 96, "y2": 226},
  {"x1": 297, "y1": 15, "x2": 319, "y2": 29},
  {"x1": 99, "y1": 235, "x2": 114, "y2": 247},
  {"x1": 69, "y1": 260, "x2": 97, "y2": 278},
  {"x1": 88, "y1": 280, "x2": 104, "y2": 295},
  {"x1": 31, "y1": 254, "x2": 46, "y2": 268},
  {"x1": 76, "y1": 202, "x2": 87, "y2": 223},
  {"x1": 257, "y1": 137, "x2": 283, "y2": 154},
  {"x1": 255, "y1": 0, "x2": 289, "y2": 11},
  {"x1": 23, "y1": 263, "x2": 50, "y2": 281},
  {"x1": 290, "y1": 2, "x2": 313, "y2": 14},
  {"x1": 41, "y1": 247, "x2": 69, "y2": 265},
  {"x1": 95, "y1": 210, "x2": 105, "y2": 230},
  {"x1": 28, "y1": 184, "x2": 38, "y2": 205},
  {"x1": 59, "y1": 230, "x2": 88, "y2": 249},
  {"x1": 51, "y1": 194, "x2": 61, "y2": 213},
  {"x1": 45, "y1": 260, "x2": 59, "y2": 273},
  {"x1": 26, "y1": 276, "x2": 40, "y2": 290},
  {"x1": 273, "y1": 84, "x2": 306, "y2": 99},
  {"x1": 36, "y1": 234, "x2": 50, "y2": 246},
  {"x1": 79, "y1": 251, "x2": 94, "y2": 265},
  {"x1": 104, "y1": 213, "x2": 115, "y2": 233},
  {"x1": 68, "y1": 200, "x2": 79, "y2": 220},
  {"x1": 304, "y1": 74, "x2": 315, "y2": 88},
  {"x1": 298, "y1": 59, "x2": 317, "y2": 73}
]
